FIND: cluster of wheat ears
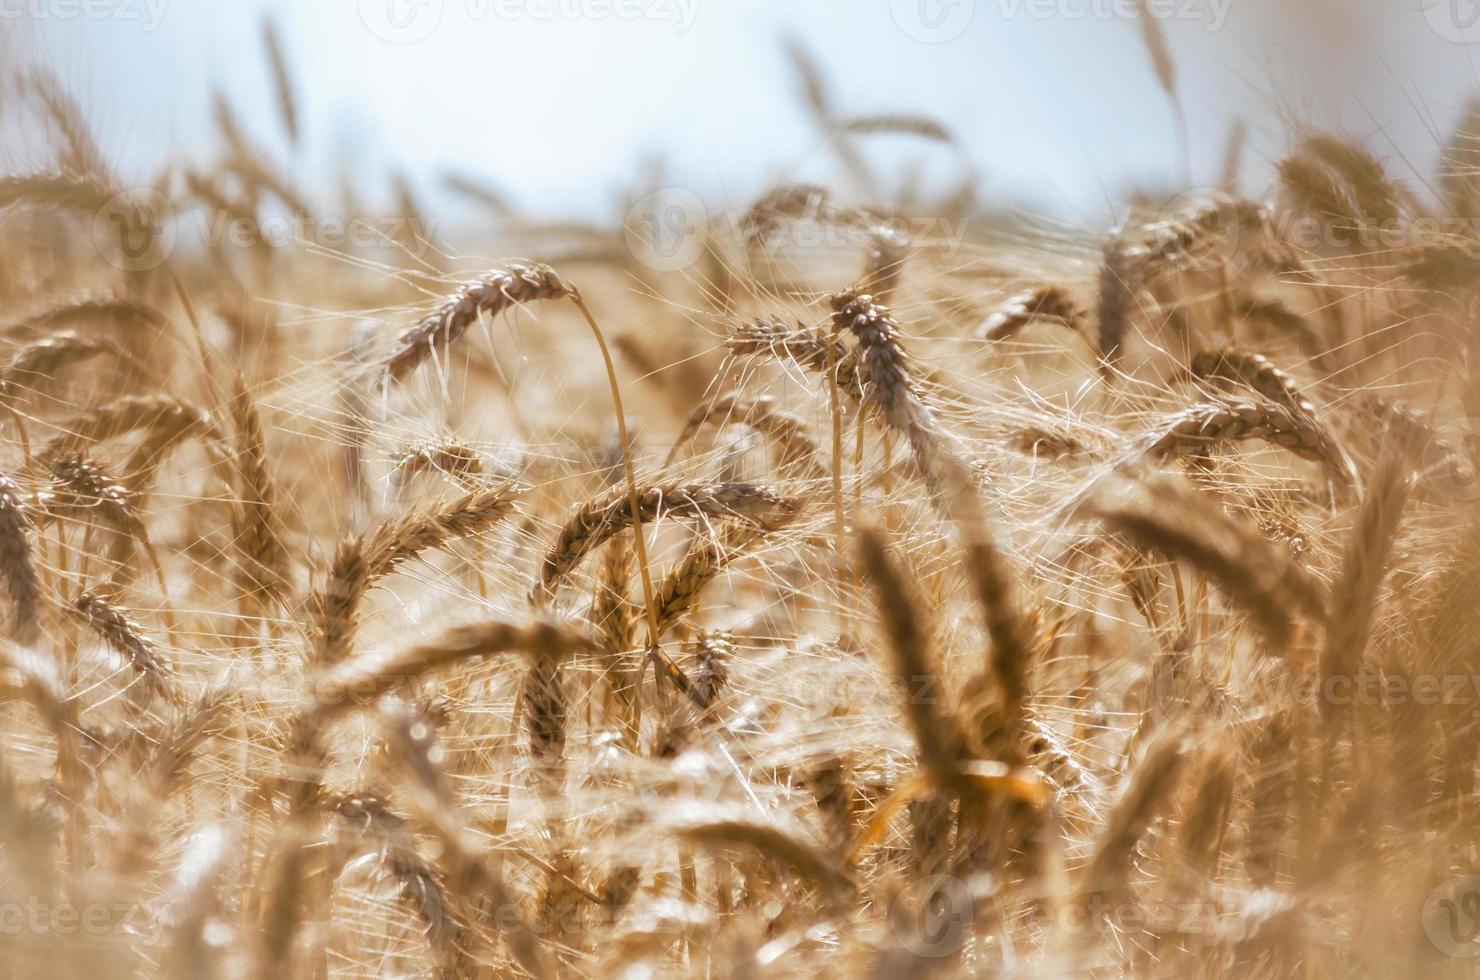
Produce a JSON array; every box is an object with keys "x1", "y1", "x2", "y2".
[{"x1": 6, "y1": 12, "x2": 1480, "y2": 979}]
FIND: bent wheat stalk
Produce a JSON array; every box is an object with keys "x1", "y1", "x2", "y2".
[
  {"x1": 533, "y1": 482, "x2": 796, "y2": 600},
  {"x1": 1142, "y1": 396, "x2": 1357, "y2": 487},
  {"x1": 1083, "y1": 476, "x2": 1327, "y2": 648},
  {"x1": 306, "y1": 619, "x2": 595, "y2": 726},
  {"x1": 386, "y1": 264, "x2": 663, "y2": 676}
]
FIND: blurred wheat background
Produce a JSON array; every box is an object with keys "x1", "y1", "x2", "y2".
[{"x1": 1, "y1": 0, "x2": 1480, "y2": 977}]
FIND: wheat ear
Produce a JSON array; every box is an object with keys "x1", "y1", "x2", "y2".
[
  {"x1": 675, "y1": 818, "x2": 855, "y2": 907},
  {"x1": 1319, "y1": 452, "x2": 1412, "y2": 722},
  {"x1": 1072, "y1": 732, "x2": 1185, "y2": 905},
  {"x1": 230, "y1": 375, "x2": 290, "y2": 621},
  {"x1": 982, "y1": 285, "x2": 1085, "y2": 342},
  {"x1": 310, "y1": 487, "x2": 520, "y2": 663},
  {"x1": 0, "y1": 475, "x2": 39, "y2": 644},
  {"x1": 69, "y1": 590, "x2": 175, "y2": 703},
  {"x1": 307, "y1": 619, "x2": 595, "y2": 725},
  {"x1": 382, "y1": 261, "x2": 574, "y2": 381},
  {"x1": 1143, "y1": 396, "x2": 1357, "y2": 487},
  {"x1": 857, "y1": 523, "x2": 969, "y2": 788}
]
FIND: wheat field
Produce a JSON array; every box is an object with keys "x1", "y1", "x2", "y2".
[{"x1": 3, "y1": 8, "x2": 1480, "y2": 978}]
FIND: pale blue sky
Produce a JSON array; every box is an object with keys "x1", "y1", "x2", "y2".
[{"x1": 16, "y1": 0, "x2": 1480, "y2": 222}]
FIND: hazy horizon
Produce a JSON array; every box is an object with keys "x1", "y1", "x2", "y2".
[{"x1": 13, "y1": 0, "x2": 1480, "y2": 226}]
